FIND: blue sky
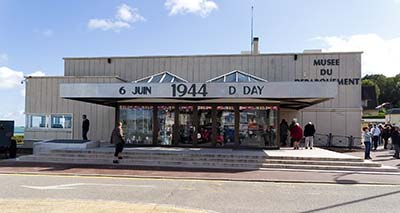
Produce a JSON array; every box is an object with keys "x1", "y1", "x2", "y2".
[{"x1": 1, "y1": 0, "x2": 400, "y2": 125}]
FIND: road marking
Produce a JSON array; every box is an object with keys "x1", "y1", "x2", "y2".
[
  {"x1": 21, "y1": 183, "x2": 156, "y2": 190},
  {"x1": 2, "y1": 173, "x2": 399, "y2": 187}
]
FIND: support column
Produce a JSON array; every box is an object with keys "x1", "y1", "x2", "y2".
[
  {"x1": 173, "y1": 104, "x2": 179, "y2": 146},
  {"x1": 211, "y1": 105, "x2": 217, "y2": 147},
  {"x1": 152, "y1": 106, "x2": 158, "y2": 145},
  {"x1": 276, "y1": 105, "x2": 280, "y2": 149},
  {"x1": 114, "y1": 102, "x2": 120, "y2": 127},
  {"x1": 234, "y1": 105, "x2": 240, "y2": 148},
  {"x1": 193, "y1": 105, "x2": 199, "y2": 147}
]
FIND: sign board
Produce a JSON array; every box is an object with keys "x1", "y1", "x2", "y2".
[{"x1": 60, "y1": 82, "x2": 338, "y2": 99}]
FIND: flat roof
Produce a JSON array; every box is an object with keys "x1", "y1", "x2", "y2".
[
  {"x1": 63, "y1": 51, "x2": 363, "y2": 60},
  {"x1": 23, "y1": 76, "x2": 127, "y2": 82}
]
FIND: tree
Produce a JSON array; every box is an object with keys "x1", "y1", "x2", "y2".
[
  {"x1": 362, "y1": 79, "x2": 380, "y2": 98},
  {"x1": 362, "y1": 74, "x2": 400, "y2": 107}
]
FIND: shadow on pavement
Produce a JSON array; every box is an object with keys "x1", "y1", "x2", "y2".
[
  {"x1": 300, "y1": 190, "x2": 400, "y2": 213},
  {"x1": 333, "y1": 172, "x2": 359, "y2": 185}
]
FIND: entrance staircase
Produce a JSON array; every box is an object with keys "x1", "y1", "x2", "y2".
[{"x1": 17, "y1": 147, "x2": 399, "y2": 173}]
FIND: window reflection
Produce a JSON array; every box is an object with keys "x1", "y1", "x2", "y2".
[
  {"x1": 178, "y1": 106, "x2": 194, "y2": 145},
  {"x1": 120, "y1": 105, "x2": 153, "y2": 145},
  {"x1": 197, "y1": 106, "x2": 212, "y2": 147},
  {"x1": 239, "y1": 106, "x2": 278, "y2": 148},
  {"x1": 216, "y1": 106, "x2": 235, "y2": 147},
  {"x1": 158, "y1": 106, "x2": 175, "y2": 145}
]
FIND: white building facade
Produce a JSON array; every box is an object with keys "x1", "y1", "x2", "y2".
[{"x1": 24, "y1": 51, "x2": 362, "y2": 148}]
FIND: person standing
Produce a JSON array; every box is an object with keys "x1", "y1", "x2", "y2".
[
  {"x1": 280, "y1": 119, "x2": 289, "y2": 147},
  {"x1": 82, "y1": 114, "x2": 90, "y2": 140},
  {"x1": 391, "y1": 125, "x2": 400, "y2": 159},
  {"x1": 362, "y1": 127, "x2": 372, "y2": 160},
  {"x1": 381, "y1": 124, "x2": 391, "y2": 149},
  {"x1": 289, "y1": 119, "x2": 297, "y2": 147},
  {"x1": 304, "y1": 122, "x2": 316, "y2": 149},
  {"x1": 111, "y1": 121, "x2": 125, "y2": 164},
  {"x1": 370, "y1": 124, "x2": 381, "y2": 151},
  {"x1": 291, "y1": 122, "x2": 303, "y2": 150}
]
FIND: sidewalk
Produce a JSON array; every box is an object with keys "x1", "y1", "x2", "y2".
[
  {"x1": 1, "y1": 159, "x2": 399, "y2": 185},
  {"x1": 346, "y1": 147, "x2": 400, "y2": 169}
]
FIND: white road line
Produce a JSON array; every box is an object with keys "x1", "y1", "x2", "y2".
[{"x1": 21, "y1": 183, "x2": 156, "y2": 190}]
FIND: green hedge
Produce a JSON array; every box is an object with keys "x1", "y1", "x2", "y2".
[
  {"x1": 362, "y1": 115, "x2": 385, "y2": 119},
  {"x1": 12, "y1": 135, "x2": 24, "y2": 145}
]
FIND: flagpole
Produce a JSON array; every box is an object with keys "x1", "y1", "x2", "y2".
[{"x1": 251, "y1": 6, "x2": 254, "y2": 54}]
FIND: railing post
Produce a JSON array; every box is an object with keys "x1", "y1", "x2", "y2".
[{"x1": 348, "y1": 135, "x2": 354, "y2": 150}]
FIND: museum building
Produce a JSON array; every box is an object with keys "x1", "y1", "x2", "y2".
[{"x1": 24, "y1": 42, "x2": 362, "y2": 148}]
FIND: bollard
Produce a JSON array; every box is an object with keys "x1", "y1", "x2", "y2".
[
  {"x1": 348, "y1": 136, "x2": 354, "y2": 150},
  {"x1": 328, "y1": 133, "x2": 333, "y2": 147}
]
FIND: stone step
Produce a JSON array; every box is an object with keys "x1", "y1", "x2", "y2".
[
  {"x1": 17, "y1": 156, "x2": 260, "y2": 170},
  {"x1": 263, "y1": 159, "x2": 380, "y2": 167},
  {"x1": 17, "y1": 155, "x2": 397, "y2": 173},
  {"x1": 38, "y1": 153, "x2": 265, "y2": 163},
  {"x1": 49, "y1": 150, "x2": 266, "y2": 160},
  {"x1": 259, "y1": 164, "x2": 399, "y2": 173},
  {"x1": 46, "y1": 149, "x2": 363, "y2": 162},
  {"x1": 37, "y1": 152, "x2": 380, "y2": 168}
]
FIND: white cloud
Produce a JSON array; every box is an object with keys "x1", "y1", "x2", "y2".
[
  {"x1": 0, "y1": 66, "x2": 45, "y2": 93},
  {"x1": 88, "y1": 19, "x2": 131, "y2": 31},
  {"x1": 0, "y1": 109, "x2": 25, "y2": 126},
  {"x1": 315, "y1": 34, "x2": 400, "y2": 77},
  {"x1": 34, "y1": 29, "x2": 54, "y2": 37},
  {"x1": 165, "y1": 0, "x2": 218, "y2": 17},
  {"x1": 0, "y1": 67, "x2": 45, "y2": 126},
  {"x1": 116, "y1": 4, "x2": 145, "y2": 23},
  {"x1": 0, "y1": 53, "x2": 8, "y2": 65},
  {"x1": 28, "y1": 71, "x2": 46, "y2": 77},
  {"x1": 88, "y1": 4, "x2": 144, "y2": 32},
  {"x1": 0, "y1": 66, "x2": 24, "y2": 89}
]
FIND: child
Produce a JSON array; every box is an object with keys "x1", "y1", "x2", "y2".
[{"x1": 362, "y1": 127, "x2": 372, "y2": 160}]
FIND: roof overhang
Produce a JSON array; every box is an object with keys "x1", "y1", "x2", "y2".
[{"x1": 60, "y1": 82, "x2": 338, "y2": 109}]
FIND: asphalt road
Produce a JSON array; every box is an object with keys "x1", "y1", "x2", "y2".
[{"x1": 0, "y1": 174, "x2": 399, "y2": 213}]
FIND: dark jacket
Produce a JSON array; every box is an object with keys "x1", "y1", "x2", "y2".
[
  {"x1": 111, "y1": 126, "x2": 125, "y2": 144},
  {"x1": 82, "y1": 119, "x2": 90, "y2": 131},
  {"x1": 392, "y1": 130, "x2": 400, "y2": 145},
  {"x1": 304, "y1": 123, "x2": 316, "y2": 137},
  {"x1": 381, "y1": 128, "x2": 391, "y2": 139},
  {"x1": 280, "y1": 121, "x2": 289, "y2": 136}
]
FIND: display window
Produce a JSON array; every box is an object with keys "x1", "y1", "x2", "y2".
[
  {"x1": 239, "y1": 106, "x2": 278, "y2": 148},
  {"x1": 120, "y1": 105, "x2": 153, "y2": 145}
]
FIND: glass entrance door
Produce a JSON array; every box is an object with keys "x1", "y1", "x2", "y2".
[
  {"x1": 216, "y1": 106, "x2": 235, "y2": 147},
  {"x1": 197, "y1": 106, "x2": 213, "y2": 147},
  {"x1": 178, "y1": 106, "x2": 194, "y2": 146}
]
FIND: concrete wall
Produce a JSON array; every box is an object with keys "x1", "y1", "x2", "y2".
[{"x1": 25, "y1": 76, "x2": 123, "y2": 142}]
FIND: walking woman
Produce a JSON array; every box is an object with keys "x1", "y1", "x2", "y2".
[
  {"x1": 111, "y1": 121, "x2": 125, "y2": 164},
  {"x1": 291, "y1": 122, "x2": 303, "y2": 150}
]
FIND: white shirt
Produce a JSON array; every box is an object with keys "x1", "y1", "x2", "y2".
[{"x1": 371, "y1": 127, "x2": 381, "y2": 136}]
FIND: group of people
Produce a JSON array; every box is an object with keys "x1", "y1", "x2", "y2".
[
  {"x1": 280, "y1": 119, "x2": 316, "y2": 150},
  {"x1": 362, "y1": 123, "x2": 400, "y2": 160}
]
